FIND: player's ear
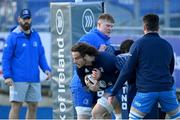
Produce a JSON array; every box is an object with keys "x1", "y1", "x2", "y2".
[
  {"x1": 84, "y1": 54, "x2": 94, "y2": 62},
  {"x1": 17, "y1": 17, "x2": 21, "y2": 23},
  {"x1": 83, "y1": 54, "x2": 89, "y2": 60},
  {"x1": 143, "y1": 24, "x2": 148, "y2": 34}
]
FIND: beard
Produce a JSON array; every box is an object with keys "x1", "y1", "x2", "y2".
[{"x1": 20, "y1": 22, "x2": 31, "y2": 31}]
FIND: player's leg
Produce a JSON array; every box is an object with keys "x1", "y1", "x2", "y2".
[
  {"x1": 71, "y1": 85, "x2": 96, "y2": 119},
  {"x1": 129, "y1": 92, "x2": 157, "y2": 119},
  {"x1": 113, "y1": 89, "x2": 122, "y2": 120},
  {"x1": 159, "y1": 90, "x2": 180, "y2": 119},
  {"x1": 25, "y1": 83, "x2": 41, "y2": 119},
  {"x1": 9, "y1": 101, "x2": 23, "y2": 119},
  {"x1": 92, "y1": 96, "x2": 112, "y2": 119},
  {"x1": 9, "y1": 83, "x2": 29, "y2": 119},
  {"x1": 26, "y1": 102, "x2": 38, "y2": 119},
  {"x1": 92, "y1": 92, "x2": 121, "y2": 119},
  {"x1": 128, "y1": 83, "x2": 160, "y2": 119},
  {"x1": 71, "y1": 71, "x2": 96, "y2": 119}
]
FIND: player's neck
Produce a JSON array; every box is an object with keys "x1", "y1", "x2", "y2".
[
  {"x1": 86, "y1": 61, "x2": 92, "y2": 66},
  {"x1": 144, "y1": 30, "x2": 158, "y2": 34},
  {"x1": 85, "y1": 56, "x2": 95, "y2": 66}
]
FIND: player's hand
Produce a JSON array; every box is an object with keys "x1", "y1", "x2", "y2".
[
  {"x1": 85, "y1": 80, "x2": 100, "y2": 92},
  {"x1": 4, "y1": 78, "x2": 14, "y2": 86},
  {"x1": 99, "y1": 44, "x2": 107, "y2": 52},
  {"x1": 92, "y1": 68, "x2": 101, "y2": 80},
  {"x1": 108, "y1": 96, "x2": 115, "y2": 105},
  {"x1": 45, "y1": 70, "x2": 52, "y2": 80},
  {"x1": 84, "y1": 74, "x2": 100, "y2": 92}
]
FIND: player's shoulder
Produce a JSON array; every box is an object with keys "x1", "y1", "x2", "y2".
[
  {"x1": 81, "y1": 31, "x2": 97, "y2": 39},
  {"x1": 99, "y1": 52, "x2": 116, "y2": 60},
  {"x1": 31, "y1": 28, "x2": 39, "y2": 34},
  {"x1": 79, "y1": 34, "x2": 98, "y2": 45},
  {"x1": 7, "y1": 27, "x2": 20, "y2": 40},
  {"x1": 10, "y1": 26, "x2": 21, "y2": 35}
]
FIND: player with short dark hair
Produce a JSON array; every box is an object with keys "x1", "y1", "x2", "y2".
[
  {"x1": 108, "y1": 13, "x2": 180, "y2": 119},
  {"x1": 118, "y1": 39, "x2": 163, "y2": 119}
]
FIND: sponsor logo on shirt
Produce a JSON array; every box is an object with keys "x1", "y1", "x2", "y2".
[
  {"x1": 33, "y1": 41, "x2": 38, "y2": 47},
  {"x1": 22, "y1": 43, "x2": 26, "y2": 47}
]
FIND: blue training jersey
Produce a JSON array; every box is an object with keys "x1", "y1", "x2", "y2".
[
  {"x1": 2, "y1": 26, "x2": 51, "y2": 82},
  {"x1": 111, "y1": 33, "x2": 174, "y2": 95},
  {"x1": 117, "y1": 53, "x2": 160, "y2": 119}
]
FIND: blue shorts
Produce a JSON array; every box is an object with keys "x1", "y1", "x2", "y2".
[
  {"x1": 71, "y1": 71, "x2": 97, "y2": 107},
  {"x1": 131, "y1": 90, "x2": 179, "y2": 114},
  {"x1": 125, "y1": 83, "x2": 159, "y2": 119},
  {"x1": 71, "y1": 84, "x2": 96, "y2": 107}
]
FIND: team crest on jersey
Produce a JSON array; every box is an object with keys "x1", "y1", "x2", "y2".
[
  {"x1": 4, "y1": 44, "x2": 8, "y2": 47},
  {"x1": 22, "y1": 43, "x2": 26, "y2": 47},
  {"x1": 83, "y1": 98, "x2": 89, "y2": 105},
  {"x1": 33, "y1": 41, "x2": 38, "y2": 47}
]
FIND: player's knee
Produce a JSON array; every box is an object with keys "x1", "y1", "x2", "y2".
[
  {"x1": 92, "y1": 102, "x2": 112, "y2": 119},
  {"x1": 91, "y1": 107, "x2": 100, "y2": 118},
  {"x1": 97, "y1": 96, "x2": 114, "y2": 113},
  {"x1": 27, "y1": 102, "x2": 38, "y2": 111},
  {"x1": 11, "y1": 101, "x2": 22, "y2": 111},
  {"x1": 92, "y1": 107, "x2": 109, "y2": 119},
  {"x1": 75, "y1": 106, "x2": 92, "y2": 119},
  {"x1": 169, "y1": 112, "x2": 180, "y2": 119},
  {"x1": 167, "y1": 107, "x2": 180, "y2": 119}
]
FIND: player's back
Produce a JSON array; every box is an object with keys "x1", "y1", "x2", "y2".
[{"x1": 134, "y1": 32, "x2": 174, "y2": 92}]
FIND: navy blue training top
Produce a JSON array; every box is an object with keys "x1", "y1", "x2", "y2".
[
  {"x1": 77, "y1": 52, "x2": 119, "y2": 90},
  {"x1": 111, "y1": 32, "x2": 174, "y2": 95}
]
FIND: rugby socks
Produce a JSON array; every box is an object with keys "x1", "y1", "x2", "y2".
[
  {"x1": 169, "y1": 112, "x2": 180, "y2": 119},
  {"x1": 114, "y1": 113, "x2": 121, "y2": 120}
]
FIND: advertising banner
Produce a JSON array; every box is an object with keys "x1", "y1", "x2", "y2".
[{"x1": 50, "y1": 2, "x2": 103, "y2": 119}]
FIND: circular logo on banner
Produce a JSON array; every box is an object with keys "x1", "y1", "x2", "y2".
[
  {"x1": 0, "y1": 38, "x2": 5, "y2": 74},
  {"x1": 56, "y1": 9, "x2": 64, "y2": 35},
  {"x1": 82, "y1": 8, "x2": 95, "y2": 34}
]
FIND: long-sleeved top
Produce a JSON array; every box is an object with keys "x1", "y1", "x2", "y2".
[
  {"x1": 2, "y1": 26, "x2": 51, "y2": 82},
  {"x1": 71, "y1": 28, "x2": 115, "y2": 88},
  {"x1": 77, "y1": 52, "x2": 119, "y2": 90},
  {"x1": 117, "y1": 53, "x2": 136, "y2": 84},
  {"x1": 111, "y1": 32, "x2": 174, "y2": 95}
]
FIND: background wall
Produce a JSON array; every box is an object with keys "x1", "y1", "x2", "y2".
[{"x1": 0, "y1": 0, "x2": 180, "y2": 119}]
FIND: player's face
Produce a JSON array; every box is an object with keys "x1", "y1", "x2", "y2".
[
  {"x1": 18, "y1": 17, "x2": 32, "y2": 31},
  {"x1": 98, "y1": 20, "x2": 114, "y2": 36},
  {"x1": 72, "y1": 52, "x2": 86, "y2": 68}
]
